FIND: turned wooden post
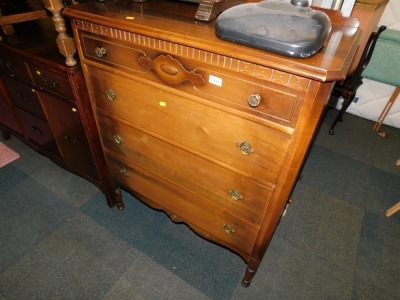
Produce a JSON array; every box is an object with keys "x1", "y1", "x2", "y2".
[{"x1": 42, "y1": 0, "x2": 77, "y2": 66}]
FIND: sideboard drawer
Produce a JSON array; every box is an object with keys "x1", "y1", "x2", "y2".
[
  {"x1": 15, "y1": 108, "x2": 59, "y2": 155},
  {"x1": 105, "y1": 152, "x2": 260, "y2": 257},
  {"x1": 97, "y1": 112, "x2": 272, "y2": 224},
  {"x1": 1, "y1": 75, "x2": 46, "y2": 120},
  {"x1": 29, "y1": 63, "x2": 75, "y2": 99},
  {"x1": 0, "y1": 52, "x2": 30, "y2": 81},
  {"x1": 87, "y1": 66, "x2": 291, "y2": 187}
]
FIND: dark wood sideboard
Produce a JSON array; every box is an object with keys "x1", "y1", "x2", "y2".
[
  {"x1": 0, "y1": 17, "x2": 120, "y2": 208},
  {"x1": 63, "y1": 0, "x2": 361, "y2": 287}
]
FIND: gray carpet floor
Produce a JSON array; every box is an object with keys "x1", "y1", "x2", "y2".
[{"x1": 0, "y1": 108, "x2": 399, "y2": 300}]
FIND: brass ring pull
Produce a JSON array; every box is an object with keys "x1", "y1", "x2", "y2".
[
  {"x1": 95, "y1": 47, "x2": 107, "y2": 58},
  {"x1": 237, "y1": 141, "x2": 254, "y2": 155},
  {"x1": 120, "y1": 167, "x2": 129, "y2": 177},
  {"x1": 106, "y1": 89, "x2": 116, "y2": 101},
  {"x1": 248, "y1": 94, "x2": 261, "y2": 107},
  {"x1": 113, "y1": 134, "x2": 124, "y2": 144},
  {"x1": 222, "y1": 224, "x2": 235, "y2": 234},
  {"x1": 228, "y1": 190, "x2": 243, "y2": 201}
]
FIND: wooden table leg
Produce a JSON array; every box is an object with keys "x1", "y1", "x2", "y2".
[
  {"x1": 373, "y1": 86, "x2": 400, "y2": 132},
  {"x1": 386, "y1": 202, "x2": 400, "y2": 217}
]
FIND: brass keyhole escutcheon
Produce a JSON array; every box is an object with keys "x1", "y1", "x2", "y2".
[
  {"x1": 120, "y1": 167, "x2": 129, "y2": 177},
  {"x1": 228, "y1": 190, "x2": 243, "y2": 201},
  {"x1": 248, "y1": 94, "x2": 261, "y2": 107},
  {"x1": 222, "y1": 224, "x2": 235, "y2": 234},
  {"x1": 237, "y1": 141, "x2": 254, "y2": 155},
  {"x1": 113, "y1": 134, "x2": 124, "y2": 144},
  {"x1": 95, "y1": 47, "x2": 107, "y2": 58},
  {"x1": 106, "y1": 89, "x2": 116, "y2": 101}
]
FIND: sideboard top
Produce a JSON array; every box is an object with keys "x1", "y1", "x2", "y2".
[{"x1": 63, "y1": 0, "x2": 361, "y2": 82}]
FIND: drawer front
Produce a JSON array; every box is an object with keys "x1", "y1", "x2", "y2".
[
  {"x1": 15, "y1": 108, "x2": 59, "y2": 155},
  {"x1": 106, "y1": 152, "x2": 259, "y2": 257},
  {"x1": 87, "y1": 66, "x2": 291, "y2": 187},
  {"x1": 81, "y1": 32, "x2": 147, "y2": 75},
  {"x1": 80, "y1": 32, "x2": 304, "y2": 126},
  {"x1": 38, "y1": 92, "x2": 99, "y2": 180},
  {"x1": 0, "y1": 52, "x2": 30, "y2": 81},
  {"x1": 1, "y1": 75, "x2": 46, "y2": 119},
  {"x1": 29, "y1": 64, "x2": 74, "y2": 99},
  {"x1": 0, "y1": 91, "x2": 23, "y2": 135},
  {"x1": 97, "y1": 112, "x2": 272, "y2": 224}
]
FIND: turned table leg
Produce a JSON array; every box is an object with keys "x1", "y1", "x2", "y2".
[{"x1": 241, "y1": 258, "x2": 261, "y2": 287}]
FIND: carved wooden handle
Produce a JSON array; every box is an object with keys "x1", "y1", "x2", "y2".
[{"x1": 138, "y1": 55, "x2": 205, "y2": 86}]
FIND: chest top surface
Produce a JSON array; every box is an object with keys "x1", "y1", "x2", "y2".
[{"x1": 63, "y1": 0, "x2": 361, "y2": 82}]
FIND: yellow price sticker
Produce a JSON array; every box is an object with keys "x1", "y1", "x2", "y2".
[{"x1": 159, "y1": 101, "x2": 167, "y2": 107}]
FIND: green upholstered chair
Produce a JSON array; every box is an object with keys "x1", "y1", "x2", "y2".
[{"x1": 364, "y1": 29, "x2": 400, "y2": 132}]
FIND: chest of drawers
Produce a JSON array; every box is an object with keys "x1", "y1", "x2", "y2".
[{"x1": 64, "y1": 1, "x2": 361, "y2": 286}]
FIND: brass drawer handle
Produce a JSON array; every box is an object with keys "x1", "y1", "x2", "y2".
[
  {"x1": 120, "y1": 167, "x2": 129, "y2": 177},
  {"x1": 64, "y1": 134, "x2": 78, "y2": 144},
  {"x1": 16, "y1": 93, "x2": 28, "y2": 102},
  {"x1": 95, "y1": 47, "x2": 107, "y2": 58},
  {"x1": 248, "y1": 94, "x2": 261, "y2": 108},
  {"x1": 228, "y1": 190, "x2": 243, "y2": 201},
  {"x1": 237, "y1": 141, "x2": 254, "y2": 155},
  {"x1": 138, "y1": 54, "x2": 205, "y2": 86},
  {"x1": 113, "y1": 134, "x2": 124, "y2": 144},
  {"x1": 31, "y1": 126, "x2": 43, "y2": 136},
  {"x1": 222, "y1": 224, "x2": 235, "y2": 234},
  {"x1": 106, "y1": 89, "x2": 116, "y2": 101}
]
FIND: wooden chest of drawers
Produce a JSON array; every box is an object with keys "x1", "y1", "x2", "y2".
[{"x1": 64, "y1": 1, "x2": 360, "y2": 286}]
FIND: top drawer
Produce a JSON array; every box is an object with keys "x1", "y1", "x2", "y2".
[
  {"x1": 28, "y1": 63, "x2": 75, "y2": 100},
  {"x1": 80, "y1": 31, "x2": 305, "y2": 127},
  {"x1": 0, "y1": 52, "x2": 30, "y2": 82}
]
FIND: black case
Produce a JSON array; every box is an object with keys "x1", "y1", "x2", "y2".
[{"x1": 215, "y1": 0, "x2": 331, "y2": 58}]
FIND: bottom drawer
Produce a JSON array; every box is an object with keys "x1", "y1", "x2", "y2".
[
  {"x1": 106, "y1": 152, "x2": 259, "y2": 259},
  {"x1": 15, "y1": 108, "x2": 59, "y2": 156}
]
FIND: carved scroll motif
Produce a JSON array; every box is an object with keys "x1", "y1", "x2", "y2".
[{"x1": 138, "y1": 54, "x2": 205, "y2": 86}]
